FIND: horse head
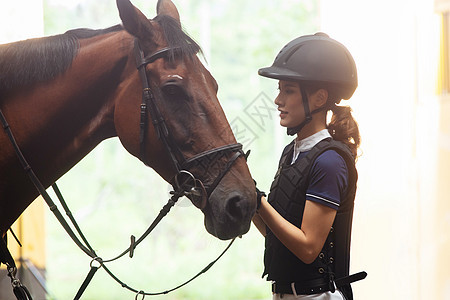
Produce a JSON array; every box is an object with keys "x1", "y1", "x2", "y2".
[{"x1": 113, "y1": 0, "x2": 256, "y2": 240}]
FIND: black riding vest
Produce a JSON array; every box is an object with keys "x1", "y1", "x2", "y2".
[{"x1": 263, "y1": 138, "x2": 357, "y2": 285}]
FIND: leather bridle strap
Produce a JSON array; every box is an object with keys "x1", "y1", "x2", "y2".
[
  {"x1": 0, "y1": 236, "x2": 32, "y2": 300},
  {"x1": 134, "y1": 39, "x2": 245, "y2": 205},
  {"x1": 0, "y1": 109, "x2": 97, "y2": 259},
  {"x1": 134, "y1": 39, "x2": 184, "y2": 171},
  {"x1": 182, "y1": 143, "x2": 244, "y2": 197}
]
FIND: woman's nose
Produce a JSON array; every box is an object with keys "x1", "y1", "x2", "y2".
[{"x1": 274, "y1": 94, "x2": 282, "y2": 106}]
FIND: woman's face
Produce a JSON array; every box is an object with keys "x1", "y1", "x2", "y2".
[{"x1": 274, "y1": 80, "x2": 305, "y2": 128}]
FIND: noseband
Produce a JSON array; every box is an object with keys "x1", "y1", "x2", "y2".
[{"x1": 134, "y1": 39, "x2": 244, "y2": 209}]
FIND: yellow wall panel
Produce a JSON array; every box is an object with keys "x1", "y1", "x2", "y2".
[{"x1": 8, "y1": 198, "x2": 46, "y2": 269}]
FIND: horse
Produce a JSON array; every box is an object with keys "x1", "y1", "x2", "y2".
[{"x1": 0, "y1": 0, "x2": 256, "y2": 248}]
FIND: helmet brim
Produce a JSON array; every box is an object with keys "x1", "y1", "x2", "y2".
[
  {"x1": 258, "y1": 66, "x2": 324, "y2": 83},
  {"x1": 258, "y1": 66, "x2": 302, "y2": 82}
]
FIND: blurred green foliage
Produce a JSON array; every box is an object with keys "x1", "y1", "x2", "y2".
[{"x1": 43, "y1": 0, "x2": 318, "y2": 299}]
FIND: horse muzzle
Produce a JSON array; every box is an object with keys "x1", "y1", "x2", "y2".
[{"x1": 203, "y1": 187, "x2": 255, "y2": 240}]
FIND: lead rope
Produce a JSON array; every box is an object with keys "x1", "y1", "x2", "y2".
[
  {"x1": 0, "y1": 109, "x2": 96, "y2": 258},
  {"x1": 1, "y1": 234, "x2": 33, "y2": 300},
  {"x1": 57, "y1": 173, "x2": 235, "y2": 298},
  {"x1": 7, "y1": 264, "x2": 33, "y2": 300},
  {"x1": 72, "y1": 189, "x2": 182, "y2": 299},
  {"x1": 1, "y1": 108, "x2": 238, "y2": 299},
  {"x1": 101, "y1": 238, "x2": 236, "y2": 298}
]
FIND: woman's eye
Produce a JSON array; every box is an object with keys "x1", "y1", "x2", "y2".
[{"x1": 284, "y1": 89, "x2": 295, "y2": 94}]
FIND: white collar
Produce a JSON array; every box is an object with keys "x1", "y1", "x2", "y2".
[{"x1": 292, "y1": 129, "x2": 331, "y2": 163}]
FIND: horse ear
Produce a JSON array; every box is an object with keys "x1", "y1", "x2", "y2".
[
  {"x1": 117, "y1": 0, "x2": 155, "y2": 42},
  {"x1": 157, "y1": 0, "x2": 181, "y2": 27}
]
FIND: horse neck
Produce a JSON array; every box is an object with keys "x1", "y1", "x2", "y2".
[{"x1": 1, "y1": 31, "x2": 134, "y2": 195}]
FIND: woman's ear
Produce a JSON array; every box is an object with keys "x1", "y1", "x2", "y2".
[{"x1": 311, "y1": 88, "x2": 328, "y2": 109}]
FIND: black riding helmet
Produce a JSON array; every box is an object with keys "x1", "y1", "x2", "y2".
[{"x1": 258, "y1": 32, "x2": 357, "y2": 135}]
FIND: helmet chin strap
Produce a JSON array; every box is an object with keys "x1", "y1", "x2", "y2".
[
  {"x1": 287, "y1": 85, "x2": 325, "y2": 136},
  {"x1": 287, "y1": 85, "x2": 312, "y2": 136}
]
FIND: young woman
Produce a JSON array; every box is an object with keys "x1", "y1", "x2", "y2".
[{"x1": 253, "y1": 33, "x2": 366, "y2": 300}]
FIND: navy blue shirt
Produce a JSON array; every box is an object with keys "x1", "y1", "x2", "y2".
[{"x1": 296, "y1": 149, "x2": 348, "y2": 210}]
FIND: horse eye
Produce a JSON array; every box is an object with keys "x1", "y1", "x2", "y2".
[
  {"x1": 162, "y1": 83, "x2": 185, "y2": 98},
  {"x1": 164, "y1": 85, "x2": 177, "y2": 95}
]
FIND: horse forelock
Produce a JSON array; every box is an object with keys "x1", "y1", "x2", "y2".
[{"x1": 154, "y1": 15, "x2": 203, "y2": 61}]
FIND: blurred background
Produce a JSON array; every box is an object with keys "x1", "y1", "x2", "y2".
[{"x1": 1, "y1": 0, "x2": 449, "y2": 299}]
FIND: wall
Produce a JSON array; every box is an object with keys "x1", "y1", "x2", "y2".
[{"x1": 320, "y1": 0, "x2": 446, "y2": 299}]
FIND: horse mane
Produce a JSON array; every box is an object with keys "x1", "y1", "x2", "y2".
[
  {"x1": 0, "y1": 15, "x2": 201, "y2": 95},
  {"x1": 0, "y1": 33, "x2": 79, "y2": 94}
]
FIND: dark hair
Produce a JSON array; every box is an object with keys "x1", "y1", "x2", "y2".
[
  {"x1": 327, "y1": 102, "x2": 360, "y2": 159},
  {"x1": 303, "y1": 84, "x2": 360, "y2": 159}
]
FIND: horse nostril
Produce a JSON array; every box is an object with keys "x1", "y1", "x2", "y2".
[{"x1": 225, "y1": 195, "x2": 244, "y2": 221}]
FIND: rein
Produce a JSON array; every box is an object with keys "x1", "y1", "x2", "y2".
[{"x1": 0, "y1": 39, "x2": 245, "y2": 299}]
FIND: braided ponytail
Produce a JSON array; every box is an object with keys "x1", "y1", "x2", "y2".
[{"x1": 327, "y1": 103, "x2": 360, "y2": 159}]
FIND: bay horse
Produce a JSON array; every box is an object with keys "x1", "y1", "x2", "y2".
[{"x1": 0, "y1": 0, "x2": 256, "y2": 248}]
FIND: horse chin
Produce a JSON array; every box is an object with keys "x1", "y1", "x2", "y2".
[
  {"x1": 202, "y1": 190, "x2": 254, "y2": 240},
  {"x1": 204, "y1": 214, "x2": 251, "y2": 240}
]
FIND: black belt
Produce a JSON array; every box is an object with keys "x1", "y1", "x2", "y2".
[
  {"x1": 272, "y1": 278, "x2": 330, "y2": 295},
  {"x1": 272, "y1": 272, "x2": 367, "y2": 296}
]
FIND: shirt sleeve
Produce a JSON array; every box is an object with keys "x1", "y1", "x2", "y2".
[{"x1": 305, "y1": 150, "x2": 348, "y2": 210}]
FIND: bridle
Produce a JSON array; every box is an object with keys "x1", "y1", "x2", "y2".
[
  {"x1": 134, "y1": 39, "x2": 245, "y2": 209},
  {"x1": 0, "y1": 39, "x2": 248, "y2": 299}
]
